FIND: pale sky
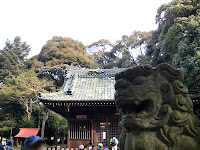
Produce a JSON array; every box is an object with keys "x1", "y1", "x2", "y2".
[{"x1": 0, "y1": 0, "x2": 172, "y2": 57}]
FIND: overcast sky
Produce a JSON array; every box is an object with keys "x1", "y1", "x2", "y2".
[{"x1": 0, "y1": 0, "x2": 172, "y2": 57}]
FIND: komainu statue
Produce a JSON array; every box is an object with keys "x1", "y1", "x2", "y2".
[{"x1": 115, "y1": 64, "x2": 200, "y2": 150}]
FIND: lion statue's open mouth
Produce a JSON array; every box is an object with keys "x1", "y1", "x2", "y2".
[
  {"x1": 114, "y1": 64, "x2": 200, "y2": 150},
  {"x1": 115, "y1": 91, "x2": 157, "y2": 119},
  {"x1": 116, "y1": 97, "x2": 154, "y2": 117}
]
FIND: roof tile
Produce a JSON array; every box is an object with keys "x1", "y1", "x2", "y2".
[{"x1": 39, "y1": 69, "x2": 125, "y2": 101}]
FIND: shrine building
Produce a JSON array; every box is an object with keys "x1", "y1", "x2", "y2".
[{"x1": 38, "y1": 69, "x2": 125, "y2": 148}]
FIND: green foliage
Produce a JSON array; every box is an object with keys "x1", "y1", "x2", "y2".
[
  {"x1": 0, "y1": 120, "x2": 16, "y2": 133},
  {"x1": 146, "y1": 0, "x2": 200, "y2": 63},
  {"x1": 0, "y1": 36, "x2": 92, "y2": 140},
  {"x1": 87, "y1": 39, "x2": 114, "y2": 55},
  {"x1": 105, "y1": 36, "x2": 135, "y2": 68},
  {"x1": 18, "y1": 116, "x2": 36, "y2": 128},
  {"x1": 24, "y1": 55, "x2": 44, "y2": 69},
  {"x1": 46, "y1": 110, "x2": 68, "y2": 139},
  {"x1": 0, "y1": 48, "x2": 20, "y2": 80},
  {"x1": 145, "y1": 30, "x2": 165, "y2": 66},
  {"x1": 38, "y1": 36, "x2": 95, "y2": 68},
  {"x1": 37, "y1": 64, "x2": 77, "y2": 88},
  {"x1": 4, "y1": 36, "x2": 31, "y2": 61},
  {"x1": 124, "y1": 31, "x2": 152, "y2": 54},
  {"x1": 93, "y1": 31, "x2": 151, "y2": 68},
  {"x1": 87, "y1": 39, "x2": 115, "y2": 48},
  {"x1": 173, "y1": 38, "x2": 200, "y2": 90},
  {"x1": 0, "y1": 70, "x2": 49, "y2": 102},
  {"x1": 0, "y1": 69, "x2": 52, "y2": 137},
  {"x1": 145, "y1": 0, "x2": 200, "y2": 90},
  {"x1": 0, "y1": 36, "x2": 31, "y2": 81}
]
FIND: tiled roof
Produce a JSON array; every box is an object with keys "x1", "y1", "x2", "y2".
[{"x1": 39, "y1": 69, "x2": 125, "y2": 101}]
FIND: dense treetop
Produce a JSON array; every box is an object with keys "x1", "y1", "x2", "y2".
[
  {"x1": 38, "y1": 36, "x2": 95, "y2": 68},
  {"x1": 0, "y1": 36, "x2": 31, "y2": 81},
  {"x1": 146, "y1": 0, "x2": 200, "y2": 90},
  {"x1": 92, "y1": 31, "x2": 151, "y2": 69},
  {"x1": 87, "y1": 39, "x2": 114, "y2": 55}
]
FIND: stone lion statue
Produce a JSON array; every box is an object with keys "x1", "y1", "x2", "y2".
[{"x1": 115, "y1": 64, "x2": 200, "y2": 150}]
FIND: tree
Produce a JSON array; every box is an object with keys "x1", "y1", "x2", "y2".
[
  {"x1": 0, "y1": 70, "x2": 50, "y2": 120},
  {"x1": 145, "y1": 30, "x2": 166, "y2": 66},
  {"x1": 0, "y1": 91, "x2": 23, "y2": 139},
  {"x1": 87, "y1": 39, "x2": 114, "y2": 55},
  {"x1": 38, "y1": 36, "x2": 95, "y2": 68},
  {"x1": 46, "y1": 111, "x2": 68, "y2": 144},
  {"x1": 41, "y1": 106, "x2": 47, "y2": 139},
  {"x1": 94, "y1": 31, "x2": 151, "y2": 68},
  {"x1": 37, "y1": 64, "x2": 76, "y2": 88},
  {"x1": 0, "y1": 36, "x2": 31, "y2": 81},
  {"x1": 18, "y1": 116, "x2": 36, "y2": 128},
  {"x1": 0, "y1": 120, "x2": 16, "y2": 140},
  {"x1": 145, "y1": 0, "x2": 200, "y2": 90},
  {"x1": 144, "y1": 0, "x2": 200, "y2": 118},
  {"x1": 92, "y1": 36, "x2": 134, "y2": 68},
  {"x1": 24, "y1": 55, "x2": 44, "y2": 69},
  {"x1": 172, "y1": 15, "x2": 200, "y2": 90},
  {"x1": 146, "y1": 0, "x2": 200, "y2": 65},
  {"x1": 125, "y1": 31, "x2": 152, "y2": 56},
  {"x1": 0, "y1": 49, "x2": 20, "y2": 80},
  {"x1": 3, "y1": 36, "x2": 31, "y2": 61},
  {"x1": 0, "y1": 69, "x2": 55, "y2": 139}
]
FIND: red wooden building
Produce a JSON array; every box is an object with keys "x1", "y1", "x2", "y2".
[{"x1": 39, "y1": 69, "x2": 124, "y2": 148}]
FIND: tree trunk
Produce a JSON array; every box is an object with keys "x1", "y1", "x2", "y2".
[
  {"x1": 30, "y1": 98, "x2": 32, "y2": 115},
  {"x1": 41, "y1": 106, "x2": 48, "y2": 139},
  {"x1": 15, "y1": 138, "x2": 20, "y2": 147},
  {"x1": 10, "y1": 103, "x2": 13, "y2": 139},
  {"x1": 25, "y1": 101, "x2": 31, "y2": 120},
  {"x1": 53, "y1": 132, "x2": 58, "y2": 145},
  {"x1": 38, "y1": 118, "x2": 41, "y2": 128},
  {"x1": 10, "y1": 128, "x2": 13, "y2": 139},
  {"x1": 140, "y1": 45, "x2": 143, "y2": 55},
  {"x1": 47, "y1": 132, "x2": 52, "y2": 145},
  {"x1": 61, "y1": 134, "x2": 65, "y2": 145}
]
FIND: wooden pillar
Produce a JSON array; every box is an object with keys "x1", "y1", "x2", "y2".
[
  {"x1": 67, "y1": 121, "x2": 70, "y2": 148},
  {"x1": 106, "y1": 117, "x2": 109, "y2": 146},
  {"x1": 116, "y1": 106, "x2": 119, "y2": 113},
  {"x1": 91, "y1": 120, "x2": 94, "y2": 143},
  {"x1": 93, "y1": 120, "x2": 97, "y2": 146}
]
